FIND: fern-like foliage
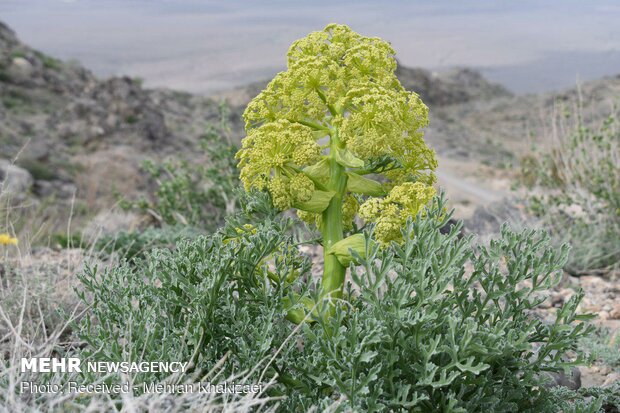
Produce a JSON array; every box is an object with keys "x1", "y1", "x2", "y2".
[{"x1": 73, "y1": 193, "x2": 596, "y2": 411}]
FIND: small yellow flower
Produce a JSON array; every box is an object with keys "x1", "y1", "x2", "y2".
[
  {"x1": 224, "y1": 224, "x2": 259, "y2": 245},
  {"x1": 268, "y1": 177, "x2": 293, "y2": 210},
  {"x1": 0, "y1": 233, "x2": 18, "y2": 246}
]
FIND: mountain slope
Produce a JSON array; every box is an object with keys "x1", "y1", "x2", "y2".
[{"x1": 1, "y1": 21, "x2": 236, "y2": 211}]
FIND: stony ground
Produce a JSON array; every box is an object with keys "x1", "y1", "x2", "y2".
[{"x1": 546, "y1": 274, "x2": 620, "y2": 387}]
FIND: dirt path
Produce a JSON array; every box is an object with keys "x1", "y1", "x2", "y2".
[
  {"x1": 435, "y1": 156, "x2": 512, "y2": 218},
  {"x1": 436, "y1": 169, "x2": 504, "y2": 203}
]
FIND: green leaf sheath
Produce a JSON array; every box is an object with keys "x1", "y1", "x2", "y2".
[{"x1": 321, "y1": 127, "x2": 348, "y2": 298}]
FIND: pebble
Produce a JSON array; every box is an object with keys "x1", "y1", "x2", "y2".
[{"x1": 602, "y1": 372, "x2": 620, "y2": 387}]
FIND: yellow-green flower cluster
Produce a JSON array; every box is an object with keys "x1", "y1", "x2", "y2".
[
  {"x1": 296, "y1": 209, "x2": 318, "y2": 228},
  {"x1": 359, "y1": 182, "x2": 436, "y2": 246},
  {"x1": 268, "y1": 174, "x2": 315, "y2": 210},
  {"x1": 0, "y1": 233, "x2": 18, "y2": 246},
  {"x1": 237, "y1": 23, "x2": 437, "y2": 229},
  {"x1": 342, "y1": 195, "x2": 359, "y2": 230},
  {"x1": 242, "y1": 23, "x2": 402, "y2": 130},
  {"x1": 244, "y1": 24, "x2": 398, "y2": 127},
  {"x1": 340, "y1": 85, "x2": 436, "y2": 186},
  {"x1": 236, "y1": 119, "x2": 321, "y2": 209}
]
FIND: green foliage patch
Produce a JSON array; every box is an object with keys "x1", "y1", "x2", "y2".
[
  {"x1": 580, "y1": 325, "x2": 620, "y2": 370},
  {"x1": 76, "y1": 194, "x2": 596, "y2": 412}
]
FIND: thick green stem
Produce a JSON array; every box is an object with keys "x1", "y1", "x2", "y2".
[{"x1": 320, "y1": 128, "x2": 347, "y2": 299}]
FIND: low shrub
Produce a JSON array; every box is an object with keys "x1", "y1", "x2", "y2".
[
  {"x1": 94, "y1": 225, "x2": 200, "y2": 261},
  {"x1": 76, "y1": 194, "x2": 596, "y2": 412},
  {"x1": 519, "y1": 106, "x2": 620, "y2": 277},
  {"x1": 549, "y1": 385, "x2": 620, "y2": 413}
]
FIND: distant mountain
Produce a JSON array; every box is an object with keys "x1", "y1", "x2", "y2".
[{"x1": 395, "y1": 65, "x2": 512, "y2": 106}]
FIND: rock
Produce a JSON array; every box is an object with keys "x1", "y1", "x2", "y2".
[
  {"x1": 0, "y1": 20, "x2": 19, "y2": 50},
  {"x1": 59, "y1": 183, "x2": 77, "y2": 198},
  {"x1": 0, "y1": 159, "x2": 33, "y2": 195},
  {"x1": 602, "y1": 372, "x2": 620, "y2": 387},
  {"x1": 90, "y1": 125, "x2": 105, "y2": 137},
  {"x1": 582, "y1": 301, "x2": 602, "y2": 312},
  {"x1": 32, "y1": 180, "x2": 76, "y2": 198},
  {"x1": 141, "y1": 109, "x2": 168, "y2": 142},
  {"x1": 544, "y1": 367, "x2": 582, "y2": 390},
  {"x1": 463, "y1": 198, "x2": 526, "y2": 238},
  {"x1": 439, "y1": 218, "x2": 461, "y2": 235},
  {"x1": 81, "y1": 210, "x2": 142, "y2": 241},
  {"x1": 7, "y1": 56, "x2": 34, "y2": 82},
  {"x1": 609, "y1": 304, "x2": 620, "y2": 319},
  {"x1": 33, "y1": 180, "x2": 54, "y2": 197}
]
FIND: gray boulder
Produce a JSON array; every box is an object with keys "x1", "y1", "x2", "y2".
[
  {"x1": 544, "y1": 368, "x2": 582, "y2": 391},
  {"x1": 0, "y1": 159, "x2": 33, "y2": 195},
  {"x1": 7, "y1": 56, "x2": 34, "y2": 83}
]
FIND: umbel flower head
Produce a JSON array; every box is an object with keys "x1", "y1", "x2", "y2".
[
  {"x1": 359, "y1": 182, "x2": 436, "y2": 245},
  {"x1": 237, "y1": 23, "x2": 437, "y2": 261}
]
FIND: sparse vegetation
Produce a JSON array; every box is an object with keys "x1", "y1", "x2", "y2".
[
  {"x1": 17, "y1": 158, "x2": 59, "y2": 181},
  {"x1": 1, "y1": 90, "x2": 29, "y2": 111},
  {"x1": 95, "y1": 225, "x2": 199, "y2": 261},
  {"x1": 520, "y1": 105, "x2": 620, "y2": 277},
  {"x1": 0, "y1": 69, "x2": 10, "y2": 82},
  {"x1": 121, "y1": 103, "x2": 239, "y2": 232},
  {"x1": 549, "y1": 385, "x2": 620, "y2": 413},
  {"x1": 580, "y1": 326, "x2": 620, "y2": 370},
  {"x1": 33, "y1": 50, "x2": 62, "y2": 70}
]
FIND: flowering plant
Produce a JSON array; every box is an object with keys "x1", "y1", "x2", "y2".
[
  {"x1": 0, "y1": 233, "x2": 18, "y2": 246},
  {"x1": 236, "y1": 24, "x2": 437, "y2": 304}
]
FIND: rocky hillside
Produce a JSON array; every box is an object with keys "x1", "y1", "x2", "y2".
[
  {"x1": 395, "y1": 65, "x2": 513, "y2": 106},
  {"x1": 428, "y1": 72, "x2": 620, "y2": 162},
  {"x1": 0, "y1": 20, "x2": 229, "y2": 209}
]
